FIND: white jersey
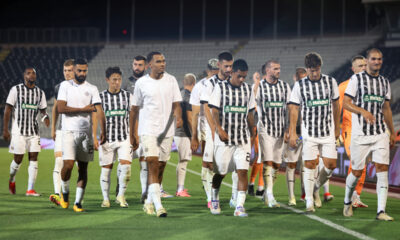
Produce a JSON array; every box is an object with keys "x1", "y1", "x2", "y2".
[
  {"x1": 289, "y1": 74, "x2": 339, "y2": 138},
  {"x1": 100, "y1": 89, "x2": 133, "y2": 142},
  {"x1": 345, "y1": 71, "x2": 391, "y2": 136},
  {"x1": 209, "y1": 80, "x2": 256, "y2": 146},
  {"x1": 189, "y1": 77, "x2": 208, "y2": 122},
  {"x1": 57, "y1": 80, "x2": 101, "y2": 133},
  {"x1": 6, "y1": 83, "x2": 47, "y2": 136},
  {"x1": 132, "y1": 72, "x2": 182, "y2": 137},
  {"x1": 256, "y1": 79, "x2": 291, "y2": 137}
]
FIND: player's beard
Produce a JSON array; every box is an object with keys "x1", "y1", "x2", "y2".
[
  {"x1": 133, "y1": 70, "x2": 144, "y2": 79},
  {"x1": 75, "y1": 74, "x2": 86, "y2": 83}
]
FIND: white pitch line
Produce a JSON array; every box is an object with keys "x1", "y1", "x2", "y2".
[{"x1": 167, "y1": 161, "x2": 376, "y2": 240}]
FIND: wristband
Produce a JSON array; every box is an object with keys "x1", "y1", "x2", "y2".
[{"x1": 41, "y1": 114, "x2": 49, "y2": 122}]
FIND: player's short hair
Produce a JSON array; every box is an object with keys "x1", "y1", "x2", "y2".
[
  {"x1": 74, "y1": 58, "x2": 88, "y2": 66},
  {"x1": 218, "y1": 51, "x2": 233, "y2": 62},
  {"x1": 134, "y1": 55, "x2": 146, "y2": 62},
  {"x1": 261, "y1": 64, "x2": 266, "y2": 75},
  {"x1": 183, "y1": 73, "x2": 196, "y2": 86},
  {"x1": 232, "y1": 59, "x2": 248, "y2": 72},
  {"x1": 295, "y1": 67, "x2": 306, "y2": 80},
  {"x1": 105, "y1": 66, "x2": 122, "y2": 78},
  {"x1": 147, "y1": 51, "x2": 162, "y2": 62},
  {"x1": 63, "y1": 59, "x2": 74, "y2": 67},
  {"x1": 304, "y1": 52, "x2": 323, "y2": 68},
  {"x1": 24, "y1": 66, "x2": 36, "y2": 73},
  {"x1": 351, "y1": 55, "x2": 365, "y2": 64},
  {"x1": 366, "y1": 48, "x2": 382, "y2": 59},
  {"x1": 265, "y1": 60, "x2": 279, "y2": 69}
]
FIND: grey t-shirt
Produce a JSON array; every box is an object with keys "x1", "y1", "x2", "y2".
[
  {"x1": 121, "y1": 76, "x2": 138, "y2": 94},
  {"x1": 175, "y1": 89, "x2": 192, "y2": 137}
]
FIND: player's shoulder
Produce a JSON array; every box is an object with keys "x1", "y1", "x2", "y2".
[
  {"x1": 136, "y1": 74, "x2": 149, "y2": 86},
  {"x1": 279, "y1": 79, "x2": 291, "y2": 88}
]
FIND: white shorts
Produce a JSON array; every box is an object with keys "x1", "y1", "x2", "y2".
[
  {"x1": 258, "y1": 129, "x2": 284, "y2": 164},
  {"x1": 214, "y1": 142, "x2": 251, "y2": 175},
  {"x1": 283, "y1": 140, "x2": 303, "y2": 163},
  {"x1": 203, "y1": 125, "x2": 214, "y2": 163},
  {"x1": 9, "y1": 134, "x2": 41, "y2": 154},
  {"x1": 54, "y1": 130, "x2": 63, "y2": 153},
  {"x1": 62, "y1": 131, "x2": 94, "y2": 162},
  {"x1": 174, "y1": 136, "x2": 192, "y2": 161},
  {"x1": 350, "y1": 133, "x2": 390, "y2": 170},
  {"x1": 302, "y1": 135, "x2": 337, "y2": 161},
  {"x1": 133, "y1": 144, "x2": 145, "y2": 159},
  {"x1": 99, "y1": 139, "x2": 133, "y2": 166},
  {"x1": 140, "y1": 135, "x2": 173, "y2": 162}
]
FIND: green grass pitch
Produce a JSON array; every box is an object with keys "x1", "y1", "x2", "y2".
[{"x1": 0, "y1": 148, "x2": 399, "y2": 240}]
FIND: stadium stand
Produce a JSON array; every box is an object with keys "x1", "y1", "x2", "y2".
[
  {"x1": 86, "y1": 41, "x2": 238, "y2": 91},
  {"x1": 0, "y1": 45, "x2": 103, "y2": 103}
]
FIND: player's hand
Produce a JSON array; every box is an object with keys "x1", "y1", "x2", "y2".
[
  {"x1": 361, "y1": 110, "x2": 375, "y2": 125},
  {"x1": 218, "y1": 128, "x2": 229, "y2": 142},
  {"x1": 289, "y1": 132, "x2": 298, "y2": 149},
  {"x1": 99, "y1": 132, "x2": 106, "y2": 145},
  {"x1": 191, "y1": 137, "x2": 199, "y2": 152},
  {"x1": 93, "y1": 137, "x2": 99, "y2": 151},
  {"x1": 3, "y1": 129, "x2": 10, "y2": 142},
  {"x1": 253, "y1": 72, "x2": 260, "y2": 84},
  {"x1": 83, "y1": 104, "x2": 95, "y2": 113},
  {"x1": 176, "y1": 117, "x2": 183, "y2": 128},
  {"x1": 131, "y1": 135, "x2": 139, "y2": 151},
  {"x1": 44, "y1": 118, "x2": 50, "y2": 127},
  {"x1": 51, "y1": 129, "x2": 56, "y2": 140},
  {"x1": 335, "y1": 127, "x2": 340, "y2": 140},
  {"x1": 284, "y1": 130, "x2": 289, "y2": 143}
]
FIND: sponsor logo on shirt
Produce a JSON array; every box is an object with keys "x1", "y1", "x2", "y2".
[
  {"x1": 306, "y1": 99, "x2": 329, "y2": 107},
  {"x1": 265, "y1": 101, "x2": 284, "y2": 108},
  {"x1": 363, "y1": 94, "x2": 384, "y2": 103},
  {"x1": 105, "y1": 109, "x2": 127, "y2": 117},
  {"x1": 224, "y1": 105, "x2": 247, "y2": 113},
  {"x1": 21, "y1": 103, "x2": 38, "y2": 110}
]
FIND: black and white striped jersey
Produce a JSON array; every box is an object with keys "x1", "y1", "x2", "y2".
[
  {"x1": 100, "y1": 89, "x2": 133, "y2": 142},
  {"x1": 289, "y1": 74, "x2": 339, "y2": 138},
  {"x1": 209, "y1": 80, "x2": 256, "y2": 146},
  {"x1": 6, "y1": 83, "x2": 47, "y2": 136},
  {"x1": 256, "y1": 79, "x2": 291, "y2": 137},
  {"x1": 199, "y1": 74, "x2": 228, "y2": 104},
  {"x1": 345, "y1": 71, "x2": 391, "y2": 136}
]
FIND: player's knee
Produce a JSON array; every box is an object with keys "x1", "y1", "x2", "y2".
[
  {"x1": 288, "y1": 162, "x2": 297, "y2": 169},
  {"x1": 375, "y1": 163, "x2": 388, "y2": 172},
  {"x1": 352, "y1": 170, "x2": 363, "y2": 178}
]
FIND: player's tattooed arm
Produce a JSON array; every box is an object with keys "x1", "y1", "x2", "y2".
[
  {"x1": 382, "y1": 100, "x2": 395, "y2": 147},
  {"x1": 2, "y1": 104, "x2": 12, "y2": 142},
  {"x1": 211, "y1": 107, "x2": 228, "y2": 142},
  {"x1": 129, "y1": 105, "x2": 140, "y2": 151},
  {"x1": 94, "y1": 104, "x2": 106, "y2": 145},
  {"x1": 343, "y1": 95, "x2": 375, "y2": 124},
  {"x1": 57, "y1": 100, "x2": 95, "y2": 114},
  {"x1": 173, "y1": 102, "x2": 183, "y2": 129},
  {"x1": 191, "y1": 105, "x2": 200, "y2": 152},
  {"x1": 288, "y1": 104, "x2": 299, "y2": 148},
  {"x1": 247, "y1": 110, "x2": 256, "y2": 137}
]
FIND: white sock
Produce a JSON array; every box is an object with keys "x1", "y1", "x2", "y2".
[
  {"x1": 315, "y1": 166, "x2": 333, "y2": 191},
  {"x1": 149, "y1": 183, "x2": 163, "y2": 211},
  {"x1": 303, "y1": 167, "x2": 315, "y2": 203},
  {"x1": 206, "y1": 168, "x2": 214, "y2": 202},
  {"x1": 61, "y1": 180, "x2": 70, "y2": 195},
  {"x1": 75, "y1": 187, "x2": 85, "y2": 205},
  {"x1": 264, "y1": 165, "x2": 274, "y2": 201},
  {"x1": 53, "y1": 157, "x2": 63, "y2": 195},
  {"x1": 201, "y1": 167, "x2": 210, "y2": 200},
  {"x1": 27, "y1": 161, "x2": 38, "y2": 191},
  {"x1": 323, "y1": 180, "x2": 330, "y2": 193},
  {"x1": 100, "y1": 167, "x2": 111, "y2": 201},
  {"x1": 9, "y1": 160, "x2": 20, "y2": 182},
  {"x1": 140, "y1": 161, "x2": 148, "y2": 194},
  {"x1": 344, "y1": 172, "x2": 359, "y2": 204},
  {"x1": 352, "y1": 190, "x2": 359, "y2": 200},
  {"x1": 211, "y1": 187, "x2": 220, "y2": 201},
  {"x1": 286, "y1": 167, "x2": 295, "y2": 199},
  {"x1": 236, "y1": 191, "x2": 246, "y2": 208},
  {"x1": 257, "y1": 185, "x2": 264, "y2": 191},
  {"x1": 231, "y1": 172, "x2": 238, "y2": 201},
  {"x1": 176, "y1": 160, "x2": 188, "y2": 192},
  {"x1": 118, "y1": 164, "x2": 131, "y2": 197},
  {"x1": 376, "y1": 171, "x2": 388, "y2": 213},
  {"x1": 117, "y1": 163, "x2": 122, "y2": 179}
]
